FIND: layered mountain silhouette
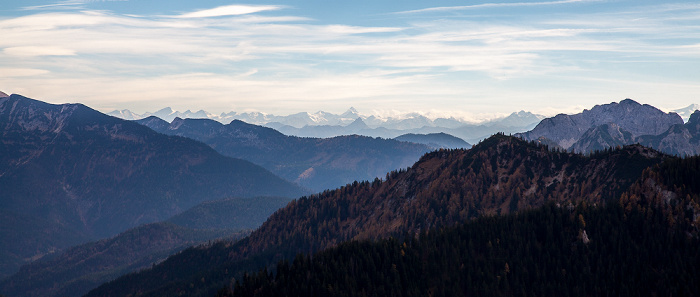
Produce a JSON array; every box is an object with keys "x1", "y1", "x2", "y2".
[
  {"x1": 517, "y1": 99, "x2": 700, "y2": 155},
  {"x1": 85, "y1": 134, "x2": 676, "y2": 297},
  {"x1": 268, "y1": 112, "x2": 542, "y2": 143},
  {"x1": 110, "y1": 106, "x2": 544, "y2": 144},
  {"x1": 136, "y1": 117, "x2": 432, "y2": 192},
  {"x1": 674, "y1": 103, "x2": 700, "y2": 122},
  {"x1": 0, "y1": 196, "x2": 291, "y2": 297},
  {"x1": 4, "y1": 95, "x2": 700, "y2": 297},
  {"x1": 393, "y1": 132, "x2": 471, "y2": 149},
  {"x1": 0, "y1": 94, "x2": 306, "y2": 278}
]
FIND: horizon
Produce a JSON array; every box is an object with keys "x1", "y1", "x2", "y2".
[
  {"x1": 1, "y1": 0, "x2": 699, "y2": 119},
  {"x1": 3, "y1": 91, "x2": 697, "y2": 124}
]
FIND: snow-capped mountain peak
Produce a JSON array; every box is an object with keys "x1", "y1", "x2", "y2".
[{"x1": 672, "y1": 104, "x2": 700, "y2": 122}]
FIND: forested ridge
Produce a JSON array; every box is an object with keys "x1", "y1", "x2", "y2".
[
  {"x1": 226, "y1": 152, "x2": 700, "y2": 297},
  {"x1": 86, "y1": 135, "x2": 695, "y2": 297},
  {"x1": 227, "y1": 202, "x2": 699, "y2": 297}
]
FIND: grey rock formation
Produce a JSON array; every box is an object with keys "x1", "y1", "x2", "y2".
[
  {"x1": 637, "y1": 110, "x2": 700, "y2": 156},
  {"x1": 517, "y1": 99, "x2": 684, "y2": 153},
  {"x1": 569, "y1": 123, "x2": 636, "y2": 154}
]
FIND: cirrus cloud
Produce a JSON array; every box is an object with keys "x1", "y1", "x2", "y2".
[
  {"x1": 174, "y1": 5, "x2": 283, "y2": 18},
  {"x1": 4, "y1": 46, "x2": 76, "y2": 57},
  {"x1": 1, "y1": 1, "x2": 699, "y2": 118}
]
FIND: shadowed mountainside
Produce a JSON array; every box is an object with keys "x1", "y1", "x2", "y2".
[
  {"x1": 137, "y1": 117, "x2": 432, "y2": 192},
  {"x1": 0, "y1": 196, "x2": 293, "y2": 297},
  {"x1": 0, "y1": 94, "x2": 306, "y2": 278}
]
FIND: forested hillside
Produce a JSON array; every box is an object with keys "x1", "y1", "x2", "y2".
[
  {"x1": 229, "y1": 154, "x2": 700, "y2": 296},
  {"x1": 228, "y1": 202, "x2": 699, "y2": 297},
  {"x1": 86, "y1": 134, "x2": 670, "y2": 297}
]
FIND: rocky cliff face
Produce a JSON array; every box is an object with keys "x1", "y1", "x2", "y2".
[
  {"x1": 569, "y1": 123, "x2": 636, "y2": 153},
  {"x1": 516, "y1": 99, "x2": 691, "y2": 154},
  {"x1": 637, "y1": 110, "x2": 700, "y2": 156}
]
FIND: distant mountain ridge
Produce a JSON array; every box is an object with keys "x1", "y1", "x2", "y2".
[
  {"x1": 517, "y1": 99, "x2": 700, "y2": 155},
  {"x1": 673, "y1": 103, "x2": 700, "y2": 122},
  {"x1": 110, "y1": 107, "x2": 545, "y2": 143},
  {"x1": 137, "y1": 117, "x2": 432, "y2": 192},
  {"x1": 0, "y1": 94, "x2": 306, "y2": 278},
  {"x1": 394, "y1": 132, "x2": 471, "y2": 149}
]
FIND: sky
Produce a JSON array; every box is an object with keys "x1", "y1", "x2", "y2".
[{"x1": 0, "y1": 0, "x2": 699, "y2": 120}]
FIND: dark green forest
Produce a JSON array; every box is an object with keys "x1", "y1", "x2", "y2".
[{"x1": 226, "y1": 202, "x2": 699, "y2": 297}]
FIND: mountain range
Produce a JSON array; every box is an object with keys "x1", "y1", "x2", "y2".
[
  {"x1": 108, "y1": 106, "x2": 468, "y2": 128},
  {"x1": 517, "y1": 99, "x2": 700, "y2": 155},
  {"x1": 0, "y1": 94, "x2": 306, "y2": 279},
  {"x1": 2, "y1": 93, "x2": 700, "y2": 297},
  {"x1": 136, "y1": 117, "x2": 433, "y2": 192},
  {"x1": 108, "y1": 103, "x2": 699, "y2": 144},
  {"x1": 109, "y1": 107, "x2": 545, "y2": 143},
  {"x1": 84, "y1": 134, "x2": 686, "y2": 297}
]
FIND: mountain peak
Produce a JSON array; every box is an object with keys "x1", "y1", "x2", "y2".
[
  {"x1": 518, "y1": 98, "x2": 683, "y2": 151},
  {"x1": 346, "y1": 117, "x2": 368, "y2": 130},
  {"x1": 619, "y1": 98, "x2": 640, "y2": 106},
  {"x1": 0, "y1": 91, "x2": 8, "y2": 98},
  {"x1": 341, "y1": 107, "x2": 360, "y2": 118},
  {"x1": 672, "y1": 103, "x2": 700, "y2": 122},
  {"x1": 155, "y1": 107, "x2": 174, "y2": 114},
  {"x1": 689, "y1": 110, "x2": 700, "y2": 124}
]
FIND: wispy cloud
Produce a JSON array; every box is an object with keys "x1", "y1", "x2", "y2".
[
  {"x1": 21, "y1": 1, "x2": 85, "y2": 11},
  {"x1": 4, "y1": 46, "x2": 76, "y2": 57},
  {"x1": 395, "y1": 0, "x2": 601, "y2": 14},
  {"x1": 0, "y1": 68, "x2": 50, "y2": 77},
  {"x1": 174, "y1": 5, "x2": 283, "y2": 18},
  {"x1": 22, "y1": 0, "x2": 128, "y2": 11},
  {"x1": 1, "y1": 1, "x2": 699, "y2": 117}
]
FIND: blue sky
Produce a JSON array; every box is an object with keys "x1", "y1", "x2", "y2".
[{"x1": 1, "y1": 0, "x2": 699, "y2": 120}]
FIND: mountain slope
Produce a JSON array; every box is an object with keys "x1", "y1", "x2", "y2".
[
  {"x1": 0, "y1": 94, "x2": 306, "y2": 278},
  {"x1": 166, "y1": 196, "x2": 293, "y2": 231},
  {"x1": 229, "y1": 151, "x2": 700, "y2": 297},
  {"x1": 569, "y1": 123, "x2": 636, "y2": 153},
  {"x1": 137, "y1": 117, "x2": 432, "y2": 192},
  {"x1": 0, "y1": 196, "x2": 291, "y2": 297},
  {"x1": 637, "y1": 110, "x2": 700, "y2": 156},
  {"x1": 85, "y1": 134, "x2": 667, "y2": 297},
  {"x1": 229, "y1": 202, "x2": 699, "y2": 297},
  {"x1": 393, "y1": 132, "x2": 471, "y2": 149},
  {"x1": 517, "y1": 99, "x2": 682, "y2": 151},
  {"x1": 672, "y1": 103, "x2": 700, "y2": 122},
  {"x1": 0, "y1": 223, "x2": 239, "y2": 297}
]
